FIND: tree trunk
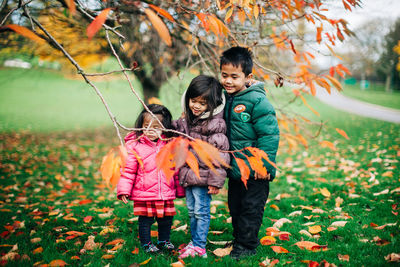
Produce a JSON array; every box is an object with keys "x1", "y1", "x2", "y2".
[{"x1": 385, "y1": 72, "x2": 392, "y2": 92}]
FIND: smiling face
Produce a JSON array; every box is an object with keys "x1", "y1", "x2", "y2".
[
  {"x1": 220, "y1": 63, "x2": 252, "y2": 95},
  {"x1": 142, "y1": 113, "x2": 163, "y2": 141},
  {"x1": 189, "y1": 96, "x2": 208, "y2": 117}
]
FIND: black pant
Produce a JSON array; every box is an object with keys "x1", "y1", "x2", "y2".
[
  {"x1": 138, "y1": 216, "x2": 173, "y2": 245},
  {"x1": 228, "y1": 178, "x2": 270, "y2": 250}
]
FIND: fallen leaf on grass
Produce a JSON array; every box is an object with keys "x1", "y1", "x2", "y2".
[
  {"x1": 209, "y1": 230, "x2": 224, "y2": 235},
  {"x1": 31, "y1": 237, "x2": 41, "y2": 243},
  {"x1": 71, "y1": 256, "x2": 80, "y2": 260},
  {"x1": 338, "y1": 254, "x2": 350, "y2": 261},
  {"x1": 327, "y1": 227, "x2": 337, "y2": 231},
  {"x1": 173, "y1": 224, "x2": 187, "y2": 232},
  {"x1": 299, "y1": 229, "x2": 312, "y2": 237},
  {"x1": 66, "y1": 231, "x2": 86, "y2": 236},
  {"x1": 140, "y1": 257, "x2": 152, "y2": 265},
  {"x1": 289, "y1": 210, "x2": 302, "y2": 217},
  {"x1": 308, "y1": 225, "x2": 322, "y2": 234},
  {"x1": 373, "y1": 189, "x2": 389, "y2": 196},
  {"x1": 171, "y1": 260, "x2": 185, "y2": 266},
  {"x1": 207, "y1": 239, "x2": 230, "y2": 246},
  {"x1": 385, "y1": 253, "x2": 400, "y2": 262},
  {"x1": 101, "y1": 254, "x2": 114, "y2": 259},
  {"x1": 270, "y1": 204, "x2": 279, "y2": 211},
  {"x1": 260, "y1": 257, "x2": 279, "y2": 267},
  {"x1": 294, "y1": 241, "x2": 323, "y2": 251},
  {"x1": 83, "y1": 216, "x2": 93, "y2": 223},
  {"x1": 320, "y1": 188, "x2": 331, "y2": 198},
  {"x1": 49, "y1": 259, "x2": 67, "y2": 266},
  {"x1": 273, "y1": 218, "x2": 292, "y2": 229},
  {"x1": 329, "y1": 221, "x2": 347, "y2": 227},
  {"x1": 270, "y1": 246, "x2": 289, "y2": 253},
  {"x1": 106, "y1": 238, "x2": 125, "y2": 246},
  {"x1": 33, "y1": 247, "x2": 43, "y2": 254},
  {"x1": 131, "y1": 247, "x2": 139, "y2": 254},
  {"x1": 213, "y1": 246, "x2": 232, "y2": 257},
  {"x1": 260, "y1": 236, "x2": 276, "y2": 245}
]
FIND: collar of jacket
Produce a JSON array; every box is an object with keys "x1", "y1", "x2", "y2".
[
  {"x1": 226, "y1": 81, "x2": 266, "y2": 98},
  {"x1": 181, "y1": 89, "x2": 226, "y2": 119}
]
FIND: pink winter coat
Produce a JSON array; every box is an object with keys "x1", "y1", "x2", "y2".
[{"x1": 117, "y1": 132, "x2": 182, "y2": 201}]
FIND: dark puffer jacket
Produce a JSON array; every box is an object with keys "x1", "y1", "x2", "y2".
[
  {"x1": 224, "y1": 82, "x2": 279, "y2": 181},
  {"x1": 173, "y1": 93, "x2": 230, "y2": 188}
]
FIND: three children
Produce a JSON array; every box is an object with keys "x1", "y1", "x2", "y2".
[{"x1": 117, "y1": 46, "x2": 279, "y2": 260}]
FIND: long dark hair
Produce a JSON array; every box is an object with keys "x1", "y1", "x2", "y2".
[
  {"x1": 134, "y1": 104, "x2": 173, "y2": 138},
  {"x1": 185, "y1": 75, "x2": 223, "y2": 125}
]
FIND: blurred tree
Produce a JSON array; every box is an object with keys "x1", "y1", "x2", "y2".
[{"x1": 376, "y1": 18, "x2": 400, "y2": 91}]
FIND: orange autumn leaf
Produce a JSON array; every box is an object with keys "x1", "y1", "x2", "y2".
[
  {"x1": 316, "y1": 25, "x2": 322, "y2": 43},
  {"x1": 83, "y1": 216, "x2": 93, "y2": 223},
  {"x1": 106, "y1": 238, "x2": 125, "y2": 246},
  {"x1": 325, "y1": 75, "x2": 343, "y2": 91},
  {"x1": 336, "y1": 128, "x2": 350, "y2": 140},
  {"x1": 260, "y1": 236, "x2": 276, "y2": 245},
  {"x1": 87, "y1": 8, "x2": 111, "y2": 40},
  {"x1": 65, "y1": 0, "x2": 76, "y2": 15},
  {"x1": 2, "y1": 24, "x2": 45, "y2": 44},
  {"x1": 294, "y1": 241, "x2": 320, "y2": 250},
  {"x1": 315, "y1": 77, "x2": 332, "y2": 94},
  {"x1": 101, "y1": 254, "x2": 115, "y2": 259},
  {"x1": 237, "y1": 9, "x2": 246, "y2": 24},
  {"x1": 196, "y1": 13, "x2": 209, "y2": 32},
  {"x1": 309, "y1": 81, "x2": 316, "y2": 96},
  {"x1": 186, "y1": 151, "x2": 200, "y2": 179},
  {"x1": 144, "y1": 8, "x2": 172, "y2": 46},
  {"x1": 33, "y1": 247, "x2": 43, "y2": 254},
  {"x1": 49, "y1": 259, "x2": 67, "y2": 267},
  {"x1": 234, "y1": 157, "x2": 250, "y2": 188},
  {"x1": 271, "y1": 245, "x2": 289, "y2": 253},
  {"x1": 156, "y1": 140, "x2": 176, "y2": 180},
  {"x1": 270, "y1": 204, "x2": 279, "y2": 211},
  {"x1": 319, "y1": 140, "x2": 336, "y2": 150},
  {"x1": 172, "y1": 137, "x2": 189, "y2": 169},
  {"x1": 140, "y1": 257, "x2": 152, "y2": 265},
  {"x1": 246, "y1": 147, "x2": 278, "y2": 170},
  {"x1": 192, "y1": 139, "x2": 230, "y2": 168},
  {"x1": 299, "y1": 95, "x2": 320, "y2": 116},
  {"x1": 151, "y1": 230, "x2": 158, "y2": 237},
  {"x1": 148, "y1": 4, "x2": 175, "y2": 22},
  {"x1": 131, "y1": 247, "x2": 139, "y2": 254},
  {"x1": 247, "y1": 156, "x2": 268, "y2": 177},
  {"x1": 65, "y1": 231, "x2": 86, "y2": 236}
]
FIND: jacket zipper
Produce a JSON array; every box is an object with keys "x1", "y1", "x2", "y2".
[
  {"x1": 156, "y1": 145, "x2": 163, "y2": 200},
  {"x1": 226, "y1": 94, "x2": 233, "y2": 142}
]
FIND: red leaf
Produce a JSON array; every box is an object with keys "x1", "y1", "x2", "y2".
[
  {"x1": 2, "y1": 24, "x2": 45, "y2": 44},
  {"x1": 86, "y1": 8, "x2": 111, "y2": 40},
  {"x1": 79, "y1": 199, "x2": 92, "y2": 205},
  {"x1": 83, "y1": 216, "x2": 93, "y2": 223}
]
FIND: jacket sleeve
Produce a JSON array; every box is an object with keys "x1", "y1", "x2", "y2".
[
  {"x1": 252, "y1": 97, "x2": 280, "y2": 179},
  {"x1": 172, "y1": 118, "x2": 186, "y2": 133},
  {"x1": 116, "y1": 142, "x2": 139, "y2": 199},
  {"x1": 206, "y1": 117, "x2": 230, "y2": 188}
]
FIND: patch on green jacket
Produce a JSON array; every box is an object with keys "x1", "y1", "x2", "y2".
[{"x1": 240, "y1": 112, "x2": 251, "y2": 122}]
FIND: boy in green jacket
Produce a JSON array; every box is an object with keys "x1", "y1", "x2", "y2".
[{"x1": 220, "y1": 46, "x2": 280, "y2": 259}]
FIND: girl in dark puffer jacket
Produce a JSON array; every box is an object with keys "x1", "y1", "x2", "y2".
[{"x1": 173, "y1": 75, "x2": 230, "y2": 259}]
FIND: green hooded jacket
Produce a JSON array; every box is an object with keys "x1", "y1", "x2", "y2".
[{"x1": 224, "y1": 82, "x2": 280, "y2": 181}]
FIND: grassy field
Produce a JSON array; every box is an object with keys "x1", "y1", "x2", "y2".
[
  {"x1": 0, "y1": 68, "x2": 399, "y2": 266},
  {"x1": 341, "y1": 83, "x2": 400, "y2": 110}
]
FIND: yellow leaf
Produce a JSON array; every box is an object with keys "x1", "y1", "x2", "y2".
[
  {"x1": 144, "y1": 8, "x2": 172, "y2": 46},
  {"x1": 320, "y1": 188, "x2": 331, "y2": 198},
  {"x1": 33, "y1": 247, "x2": 43, "y2": 254},
  {"x1": 225, "y1": 7, "x2": 233, "y2": 21},
  {"x1": 253, "y1": 4, "x2": 259, "y2": 19},
  {"x1": 140, "y1": 257, "x2": 152, "y2": 265},
  {"x1": 148, "y1": 97, "x2": 163, "y2": 105},
  {"x1": 308, "y1": 225, "x2": 322, "y2": 234}
]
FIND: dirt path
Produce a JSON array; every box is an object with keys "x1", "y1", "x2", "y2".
[{"x1": 316, "y1": 89, "x2": 400, "y2": 124}]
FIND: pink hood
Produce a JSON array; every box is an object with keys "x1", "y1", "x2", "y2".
[{"x1": 117, "y1": 133, "x2": 178, "y2": 201}]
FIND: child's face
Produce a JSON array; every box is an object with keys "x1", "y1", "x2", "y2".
[
  {"x1": 220, "y1": 63, "x2": 252, "y2": 95},
  {"x1": 142, "y1": 113, "x2": 163, "y2": 141},
  {"x1": 189, "y1": 96, "x2": 208, "y2": 117}
]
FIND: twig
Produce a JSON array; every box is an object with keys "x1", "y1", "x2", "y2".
[{"x1": 0, "y1": 0, "x2": 34, "y2": 26}]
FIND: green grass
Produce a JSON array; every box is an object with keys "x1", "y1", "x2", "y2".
[
  {"x1": 0, "y1": 67, "x2": 144, "y2": 132},
  {"x1": 0, "y1": 70, "x2": 399, "y2": 266},
  {"x1": 341, "y1": 83, "x2": 400, "y2": 110}
]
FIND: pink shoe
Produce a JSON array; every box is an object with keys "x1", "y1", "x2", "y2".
[
  {"x1": 179, "y1": 241, "x2": 193, "y2": 253},
  {"x1": 179, "y1": 245, "x2": 207, "y2": 259}
]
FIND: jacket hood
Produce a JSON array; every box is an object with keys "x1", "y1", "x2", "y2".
[
  {"x1": 181, "y1": 89, "x2": 226, "y2": 119},
  {"x1": 124, "y1": 131, "x2": 138, "y2": 143}
]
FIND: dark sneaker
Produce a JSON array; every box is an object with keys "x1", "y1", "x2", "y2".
[
  {"x1": 142, "y1": 242, "x2": 160, "y2": 253},
  {"x1": 157, "y1": 240, "x2": 175, "y2": 252},
  {"x1": 230, "y1": 243, "x2": 256, "y2": 260}
]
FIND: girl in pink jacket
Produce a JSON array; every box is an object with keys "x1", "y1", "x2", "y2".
[{"x1": 117, "y1": 104, "x2": 184, "y2": 254}]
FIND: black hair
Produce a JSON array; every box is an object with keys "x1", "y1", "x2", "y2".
[
  {"x1": 184, "y1": 75, "x2": 223, "y2": 125},
  {"x1": 220, "y1": 46, "x2": 253, "y2": 76},
  {"x1": 134, "y1": 104, "x2": 173, "y2": 138}
]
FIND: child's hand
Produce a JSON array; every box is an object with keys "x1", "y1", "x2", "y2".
[
  {"x1": 121, "y1": 195, "x2": 129, "y2": 204},
  {"x1": 208, "y1": 186, "x2": 219, "y2": 195}
]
